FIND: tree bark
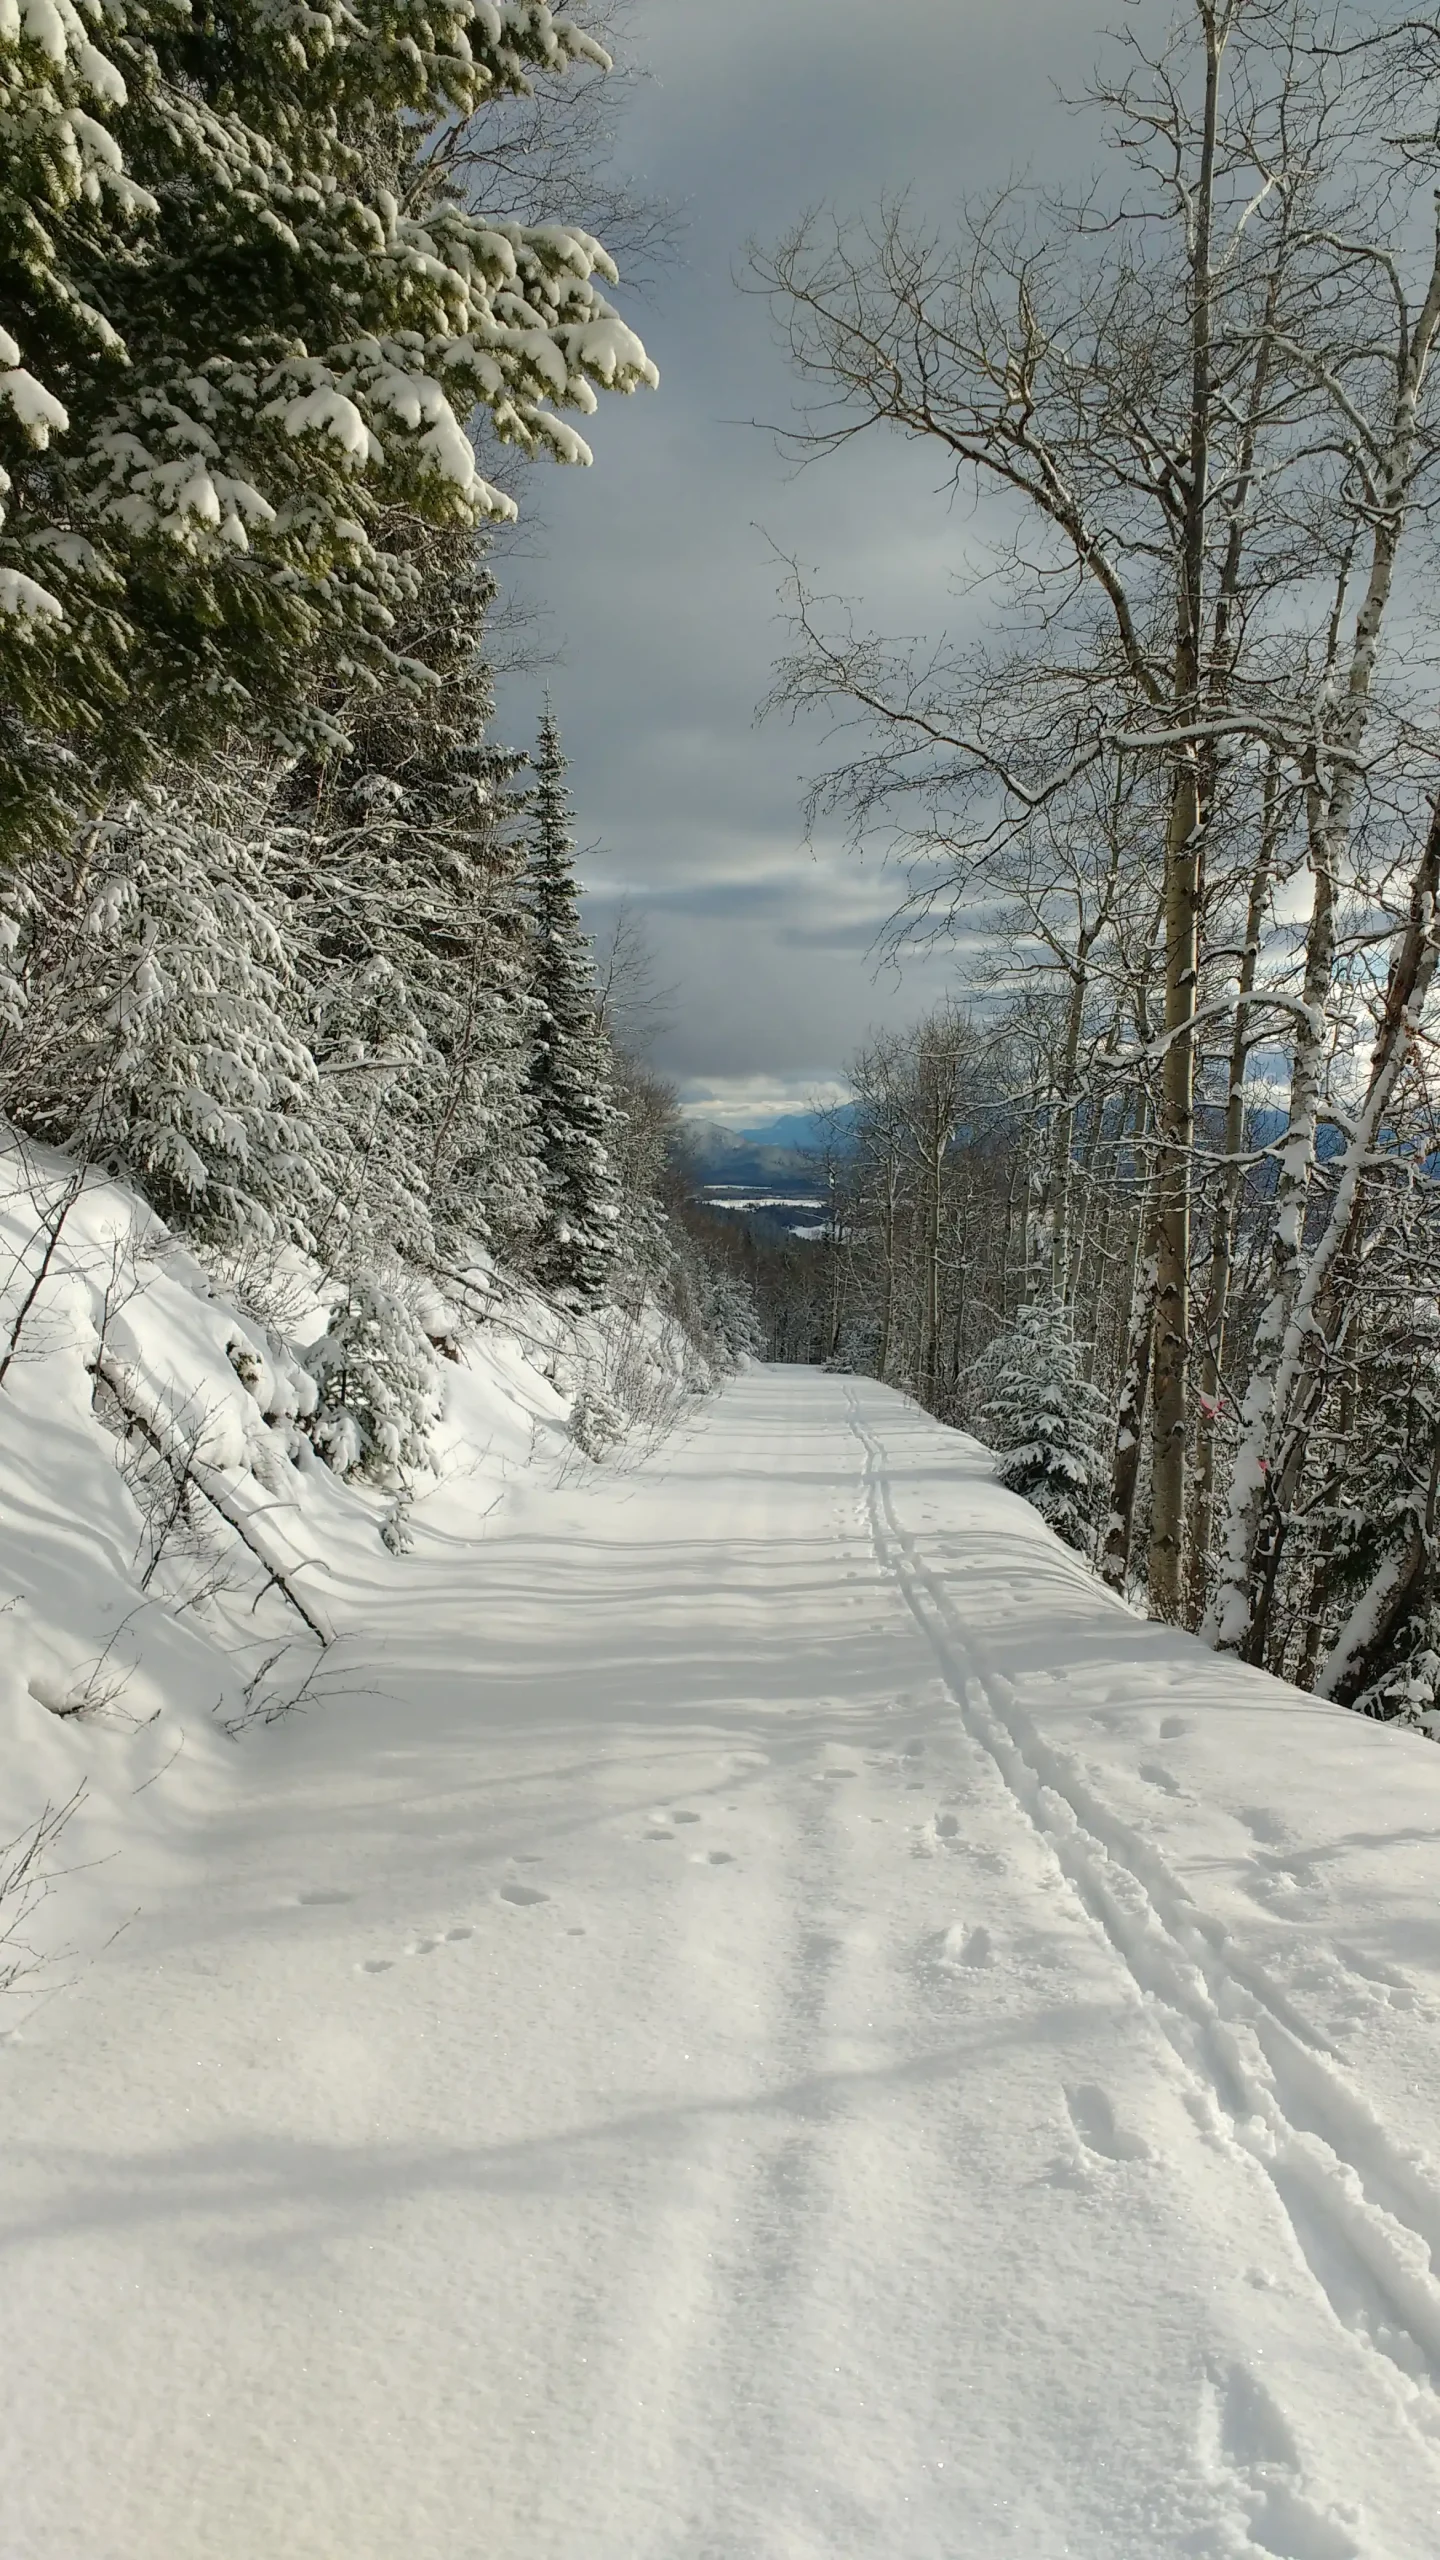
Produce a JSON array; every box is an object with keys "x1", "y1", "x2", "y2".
[
  {"x1": 1146, "y1": 3, "x2": 1224, "y2": 1621},
  {"x1": 1212, "y1": 773, "x2": 1440, "y2": 1656}
]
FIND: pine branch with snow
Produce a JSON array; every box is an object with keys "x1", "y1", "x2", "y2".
[{"x1": 0, "y1": 0, "x2": 657, "y2": 861}]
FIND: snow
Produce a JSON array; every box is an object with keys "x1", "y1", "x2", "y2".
[
  {"x1": 278, "y1": 387, "x2": 375, "y2": 460},
  {"x1": 0, "y1": 367, "x2": 69, "y2": 445},
  {"x1": 0, "y1": 566, "x2": 64, "y2": 625},
  {"x1": 7, "y1": 1280, "x2": 1440, "y2": 2547}
]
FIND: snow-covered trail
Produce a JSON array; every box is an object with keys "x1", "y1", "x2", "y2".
[{"x1": 6, "y1": 1371, "x2": 1440, "y2": 2558}]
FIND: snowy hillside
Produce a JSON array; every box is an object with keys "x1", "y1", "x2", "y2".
[
  {"x1": 0, "y1": 1143, "x2": 704, "y2": 2010},
  {"x1": 5, "y1": 1338, "x2": 1440, "y2": 2555}
]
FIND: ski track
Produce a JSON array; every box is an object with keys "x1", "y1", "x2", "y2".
[
  {"x1": 5, "y1": 1371, "x2": 1440, "y2": 2556},
  {"x1": 848, "y1": 1387, "x2": 1440, "y2": 2524}
]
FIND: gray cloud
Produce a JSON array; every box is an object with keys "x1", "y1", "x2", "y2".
[{"x1": 494, "y1": 0, "x2": 1103, "y2": 1108}]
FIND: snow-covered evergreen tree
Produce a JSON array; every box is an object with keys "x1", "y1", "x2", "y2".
[
  {"x1": 526, "y1": 709, "x2": 619, "y2": 1300},
  {"x1": 605, "y1": 1051, "x2": 681, "y2": 1302},
  {"x1": 304, "y1": 1270, "x2": 441, "y2": 1487},
  {"x1": 0, "y1": 0, "x2": 658, "y2": 860},
  {"x1": 0, "y1": 768, "x2": 316, "y2": 1247},
  {"x1": 1313, "y1": 1303, "x2": 1440, "y2": 1732},
  {"x1": 285, "y1": 544, "x2": 542, "y2": 1279},
  {"x1": 705, "y1": 1262, "x2": 765, "y2": 1369},
  {"x1": 980, "y1": 1301, "x2": 1106, "y2": 1554}
]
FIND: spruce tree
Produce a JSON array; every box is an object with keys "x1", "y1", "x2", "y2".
[
  {"x1": 980, "y1": 1301, "x2": 1106, "y2": 1555},
  {"x1": 286, "y1": 542, "x2": 541, "y2": 1280},
  {"x1": 0, "y1": 761, "x2": 317, "y2": 1248},
  {"x1": 304, "y1": 1270, "x2": 441, "y2": 1486},
  {"x1": 1313, "y1": 1305, "x2": 1440, "y2": 1730},
  {"x1": 0, "y1": 0, "x2": 658, "y2": 860},
  {"x1": 526, "y1": 709, "x2": 618, "y2": 1301}
]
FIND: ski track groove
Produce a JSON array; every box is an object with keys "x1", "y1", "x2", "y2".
[{"x1": 846, "y1": 1391, "x2": 1440, "y2": 2454}]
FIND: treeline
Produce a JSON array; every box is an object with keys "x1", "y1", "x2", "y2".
[
  {"x1": 0, "y1": 0, "x2": 753, "y2": 1476},
  {"x1": 748, "y1": 0, "x2": 1440, "y2": 1734}
]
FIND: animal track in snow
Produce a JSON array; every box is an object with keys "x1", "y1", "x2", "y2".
[
  {"x1": 920, "y1": 1922, "x2": 994, "y2": 1974},
  {"x1": 1334, "y1": 1942, "x2": 1415, "y2": 2006},
  {"x1": 1200, "y1": 2361, "x2": 1359, "y2": 2560},
  {"x1": 671, "y1": 1810, "x2": 701, "y2": 1824},
  {"x1": 298, "y1": 1888, "x2": 354, "y2": 1906},
  {"x1": 1159, "y1": 1715, "x2": 1189, "y2": 1740},
  {"x1": 498, "y1": 1881, "x2": 549, "y2": 1907},
  {"x1": 934, "y1": 1810, "x2": 961, "y2": 1839},
  {"x1": 645, "y1": 1828, "x2": 674, "y2": 1841},
  {"x1": 360, "y1": 1918, "x2": 478, "y2": 1975},
  {"x1": 1137, "y1": 1762, "x2": 1184, "y2": 1798},
  {"x1": 706, "y1": 1850, "x2": 735, "y2": 1865},
  {"x1": 1063, "y1": 2082, "x2": 1151, "y2": 2164},
  {"x1": 1239, "y1": 1805, "x2": 1290, "y2": 1848}
]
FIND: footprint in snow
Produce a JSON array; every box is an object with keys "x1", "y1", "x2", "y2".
[
  {"x1": 919, "y1": 1922, "x2": 993, "y2": 1975},
  {"x1": 358, "y1": 1919, "x2": 480, "y2": 1974},
  {"x1": 1200, "y1": 2362, "x2": 1360, "y2": 2560},
  {"x1": 671, "y1": 1810, "x2": 701, "y2": 1824},
  {"x1": 1159, "y1": 1715, "x2": 1190, "y2": 1740},
  {"x1": 1137, "y1": 1762, "x2": 1184, "y2": 1798},
  {"x1": 498, "y1": 1881, "x2": 549, "y2": 1907},
  {"x1": 1334, "y1": 1941, "x2": 1416, "y2": 2007},
  {"x1": 935, "y1": 1810, "x2": 961, "y2": 1840},
  {"x1": 298, "y1": 1888, "x2": 354, "y2": 1906},
  {"x1": 1064, "y1": 2082, "x2": 1151, "y2": 2164}
]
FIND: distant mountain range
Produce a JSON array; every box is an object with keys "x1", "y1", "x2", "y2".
[
  {"x1": 737, "y1": 1108, "x2": 856, "y2": 1150},
  {"x1": 676, "y1": 1108, "x2": 856, "y2": 1187},
  {"x1": 677, "y1": 1121, "x2": 830, "y2": 1186},
  {"x1": 677, "y1": 1100, "x2": 1348, "y2": 1205}
]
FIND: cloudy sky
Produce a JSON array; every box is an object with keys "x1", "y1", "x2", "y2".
[{"x1": 497, "y1": 0, "x2": 1099, "y2": 1124}]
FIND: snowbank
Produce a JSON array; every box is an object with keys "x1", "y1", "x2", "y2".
[{"x1": 0, "y1": 1136, "x2": 706, "y2": 2011}]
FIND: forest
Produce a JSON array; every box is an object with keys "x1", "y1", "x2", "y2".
[
  {"x1": 703, "y1": 0, "x2": 1440, "y2": 1734},
  {"x1": 0, "y1": 0, "x2": 758, "y2": 1499},
  {"x1": 7, "y1": 0, "x2": 1440, "y2": 1721},
  {"x1": 14, "y1": 9, "x2": 1440, "y2": 2555}
]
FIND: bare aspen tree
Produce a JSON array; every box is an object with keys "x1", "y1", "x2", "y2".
[
  {"x1": 1186, "y1": 750, "x2": 1290, "y2": 1622},
  {"x1": 1209, "y1": 191, "x2": 1440, "y2": 1653},
  {"x1": 755, "y1": 0, "x2": 1367, "y2": 1617}
]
